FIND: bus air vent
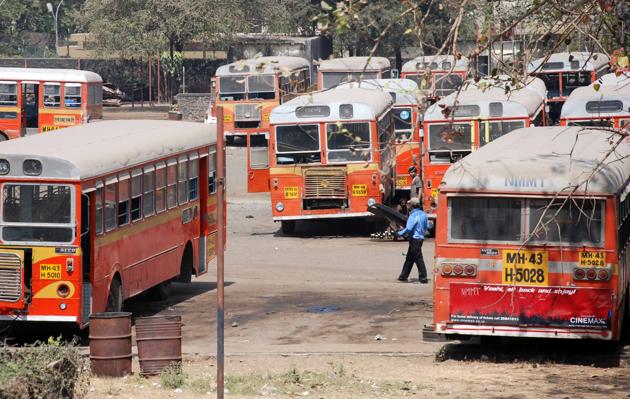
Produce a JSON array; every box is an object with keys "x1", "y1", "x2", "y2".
[
  {"x1": 303, "y1": 168, "x2": 347, "y2": 199},
  {"x1": 235, "y1": 104, "x2": 261, "y2": 121},
  {"x1": 0, "y1": 252, "x2": 22, "y2": 302}
]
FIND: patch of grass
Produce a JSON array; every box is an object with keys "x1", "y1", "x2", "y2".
[
  {"x1": 188, "y1": 375, "x2": 215, "y2": 394},
  {"x1": 159, "y1": 362, "x2": 187, "y2": 389}
]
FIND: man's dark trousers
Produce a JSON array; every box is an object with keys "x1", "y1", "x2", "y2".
[{"x1": 399, "y1": 238, "x2": 427, "y2": 280}]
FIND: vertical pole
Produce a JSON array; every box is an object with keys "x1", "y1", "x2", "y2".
[
  {"x1": 216, "y1": 106, "x2": 225, "y2": 399},
  {"x1": 148, "y1": 56, "x2": 152, "y2": 105},
  {"x1": 157, "y1": 54, "x2": 162, "y2": 103}
]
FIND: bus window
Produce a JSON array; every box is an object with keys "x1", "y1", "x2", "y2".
[
  {"x1": 539, "y1": 74, "x2": 560, "y2": 98},
  {"x1": 0, "y1": 82, "x2": 17, "y2": 105},
  {"x1": 131, "y1": 170, "x2": 142, "y2": 221},
  {"x1": 105, "y1": 180, "x2": 117, "y2": 231},
  {"x1": 95, "y1": 183, "x2": 103, "y2": 235},
  {"x1": 393, "y1": 107, "x2": 413, "y2": 141},
  {"x1": 568, "y1": 119, "x2": 614, "y2": 127},
  {"x1": 143, "y1": 167, "x2": 155, "y2": 216},
  {"x1": 427, "y1": 123, "x2": 473, "y2": 162},
  {"x1": 177, "y1": 156, "x2": 189, "y2": 205},
  {"x1": 481, "y1": 120, "x2": 525, "y2": 146},
  {"x1": 248, "y1": 75, "x2": 275, "y2": 100},
  {"x1": 64, "y1": 84, "x2": 82, "y2": 108},
  {"x1": 322, "y1": 73, "x2": 349, "y2": 89},
  {"x1": 562, "y1": 72, "x2": 590, "y2": 96},
  {"x1": 435, "y1": 74, "x2": 463, "y2": 97},
  {"x1": 209, "y1": 149, "x2": 217, "y2": 194},
  {"x1": 326, "y1": 122, "x2": 371, "y2": 163},
  {"x1": 449, "y1": 197, "x2": 522, "y2": 242},
  {"x1": 118, "y1": 175, "x2": 130, "y2": 226},
  {"x1": 219, "y1": 77, "x2": 245, "y2": 100},
  {"x1": 155, "y1": 163, "x2": 166, "y2": 212},
  {"x1": 167, "y1": 159, "x2": 177, "y2": 209},
  {"x1": 43, "y1": 83, "x2": 61, "y2": 107},
  {"x1": 88, "y1": 84, "x2": 103, "y2": 105},
  {"x1": 275, "y1": 124, "x2": 321, "y2": 164},
  {"x1": 348, "y1": 72, "x2": 378, "y2": 82},
  {"x1": 189, "y1": 157, "x2": 199, "y2": 200},
  {"x1": 528, "y1": 198, "x2": 603, "y2": 245}
]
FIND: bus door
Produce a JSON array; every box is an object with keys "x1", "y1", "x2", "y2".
[
  {"x1": 80, "y1": 192, "x2": 92, "y2": 327},
  {"x1": 247, "y1": 130, "x2": 270, "y2": 193},
  {"x1": 21, "y1": 82, "x2": 39, "y2": 135}
]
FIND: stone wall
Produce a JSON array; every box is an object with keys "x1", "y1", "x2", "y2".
[{"x1": 175, "y1": 93, "x2": 212, "y2": 122}]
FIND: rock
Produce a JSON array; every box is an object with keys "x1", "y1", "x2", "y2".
[
  {"x1": 231, "y1": 321, "x2": 239, "y2": 327},
  {"x1": 374, "y1": 334, "x2": 385, "y2": 341}
]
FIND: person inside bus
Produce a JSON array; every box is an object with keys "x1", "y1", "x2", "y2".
[{"x1": 396, "y1": 197, "x2": 429, "y2": 283}]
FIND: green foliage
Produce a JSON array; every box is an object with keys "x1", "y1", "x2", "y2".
[
  {"x1": 159, "y1": 362, "x2": 187, "y2": 389},
  {"x1": 160, "y1": 51, "x2": 183, "y2": 76}
]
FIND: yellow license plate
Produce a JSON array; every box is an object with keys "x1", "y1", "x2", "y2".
[
  {"x1": 578, "y1": 251, "x2": 605, "y2": 267},
  {"x1": 352, "y1": 184, "x2": 368, "y2": 196},
  {"x1": 284, "y1": 186, "x2": 299, "y2": 199},
  {"x1": 39, "y1": 264, "x2": 62, "y2": 280},
  {"x1": 431, "y1": 188, "x2": 439, "y2": 199},
  {"x1": 396, "y1": 176, "x2": 408, "y2": 187},
  {"x1": 502, "y1": 250, "x2": 548, "y2": 286},
  {"x1": 223, "y1": 114, "x2": 233, "y2": 122}
]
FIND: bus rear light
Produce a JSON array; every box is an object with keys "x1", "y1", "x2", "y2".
[
  {"x1": 597, "y1": 269, "x2": 609, "y2": 280},
  {"x1": 453, "y1": 264, "x2": 464, "y2": 275},
  {"x1": 464, "y1": 264, "x2": 476, "y2": 276},
  {"x1": 57, "y1": 283, "x2": 70, "y2": 298},
  {"x1": 441, "y1": 263, "x2": 476, "y2": 277},
  {"x1": 273, "y1": 178, "x2": 279, "y2": 189},
  {"x1": 573, "y1": 268, "x2": 586, "y2": 280},
  {"x1": 586, "y1": 268, "x2": 597, "y2": 280},
  {"x1": 66, "y1": 258, "x2": 74, "y2": 273},
  {"x1": 441, "y1": 264, "x2": 453, "y2": 275}
]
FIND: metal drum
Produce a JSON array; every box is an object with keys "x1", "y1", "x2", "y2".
[
  {"x1": 135, "y1": 315, "x2": 182, "y2": 375},
  {"x1": 89, "y1": 312, "x2": 132, "y2": 377}
]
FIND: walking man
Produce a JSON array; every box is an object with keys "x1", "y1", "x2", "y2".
[{"x1": 397, "y1": 197, "x2": 429, "y2": 283}]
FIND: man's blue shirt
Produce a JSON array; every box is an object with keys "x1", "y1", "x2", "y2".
[{"x1": 398, "y1": 208, "x2": 428, "y2": 240}]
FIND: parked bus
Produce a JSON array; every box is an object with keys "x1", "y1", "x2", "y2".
[
  {"x1": 560, "y1": 72, "x2": 630, "y2": 128},
  {"x1": 338, "y1": 79, "x2": 426, "y2": 202},
  {"x1": 317, "y1": 57, "x2": 392, "y2": 90},
  {"x1": 401, "y1": 54, "x2": 469, "y2": 100},
  {"x1": 258, "y1": 88, "x2": 395, "y2": 234},
  {"x1": 0, "y1": 120, "x2": 221, "y2": 327},
  {"x1": 212, "y1": 56, "x2": 311, "y2": 144},
  {"x1": 422, "y1": 77, "x2": 547, "y2": 231},
  {"x1": 0, "y1": 67, "x2": 103, "y2": 140},
  {"x1": 428, "y1": 126, "x2": 629, "y2": 341},
  {"x1": 527, "y1": 52, "x2": 610, "y2": 123}
]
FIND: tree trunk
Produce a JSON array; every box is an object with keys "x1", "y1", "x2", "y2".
[{"x1": 395, "y1": 47, "x2": 402, "y2": 73}]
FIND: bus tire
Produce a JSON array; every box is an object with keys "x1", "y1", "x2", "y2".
[
  {"x1": 177, "y1": 243, "x2": 194, "y2": 283},
  {"x1": 0, "y1": 133, "x2": 7, "y2": 142},
  {"x1": 150, "y1": 281, "x2": 172, "y2": 300},
  {"x1": 281, "y1": 221, "x2": 295, "y2": 235},
  {"x1": 105, "y1": 276, "x2": 123, "y2": 312}
]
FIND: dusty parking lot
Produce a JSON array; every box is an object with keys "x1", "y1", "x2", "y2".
[{"x1": 84, "y1": 136, "x2": 630, "y2": 398}]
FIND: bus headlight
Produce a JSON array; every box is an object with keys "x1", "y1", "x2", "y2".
[
  {"x1": 367, "y1": 198, "x2": 376, "y2": 206},
  {"x1": 275, "y1": 202, "x2": 284, "y2": 212}
]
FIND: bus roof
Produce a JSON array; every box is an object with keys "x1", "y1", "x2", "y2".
[
  {"x1": 424, "y1": 76, "x2": 546, "y2": 121},
  {"x1": 0, "y1": 67, "x2": 102, "y2": 83},
  {"x1": 527, "y1": 52, "x2": 610, "y2": 73},
  {"x1": 561, "y1": 80, "x2": 630, "y2": 119},
  {"x1": 318, "y1": 57, "x2": 390, "y2": 72},
  {"x1": 269, "y1": 88, "x2": 393, "y2": 124},
  {"x1": 0, "y1": 120, "x2": 215, "y2": 181},
  {"x1": 336, "y1": 79, "x2": 425, "y2": 105},
  {"x1": 215, "y1": 56, "x2": 310, "y2": 76},
  {"x1": 441, "y1": 126, "x2": 630, "y2": 196},
  {"x1": 401, "y1": 54, "x2": 469, "y2": 73},
  {"x1": 596, "y1": 72, "x2": 630, "y2": 87}
]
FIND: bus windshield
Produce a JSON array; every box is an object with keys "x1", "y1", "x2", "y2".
[
  {"x1": 435, "y1": 74, "x2": 463, "y2": 97},
  {"x1": 1, "y1": 184, "x2": 74, "y2": 243},
  {"x1": 275, "y1": 124, "x2": 321, "y2": 164},
  {"x1": 393, "y1": 107, "x2": 413, "y2": 141},
  {"x1": 219, "y1": 77, "x2": 246, "y2": 100},
  {"x1": 248, "y1": 75, "x2": 275, "y2": 100},
  {"x1": 450, "y1": 197, "x2": 523, "y2": 242},
  {"x1": 539, "y1": 73, "x2": 560, "y2": 98},
  {"x1": 480, "y1": 120, "x2": 526, "y2": 146},
  {"x1": 326, "y1": 122, "x2": 371, "y2": 162},
  {"x1": 427, "y1": 123, "x2": 472, "y2": 162},
  {"x1": 528, "y1": 198, "x2": 603, "y2": 245}
]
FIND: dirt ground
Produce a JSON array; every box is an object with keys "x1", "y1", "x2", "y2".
[{"x1": 60, "y1": 110, "x2": 630, "y2": 397}]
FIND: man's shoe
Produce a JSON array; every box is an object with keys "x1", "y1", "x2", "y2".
[
  {"x1": 419, "y1": 278, "x2": 429, "y2": 284},
  {"x1": 397, "y1": 277, "x2": 408, "y2": 282}
]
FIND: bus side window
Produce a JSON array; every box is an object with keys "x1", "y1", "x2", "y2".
[
  {"x1": 178, "y1": 155, "x2": 189, "y2": 205},
  {"x1": 118, "y1": 174, "x2": 130, "y2": 226},
  {"x1": 143, "y1": 167, "x2": 155, "y2": 217},
  {"x1": 0, "y1": 82, "x2": 18, "y2": 106},
  {"x1": 209, "y1": 149, "x2": 217, "y2": 194},
  {"x1": 95, "y1": 183, "x2": 103, "y2": 235},
  {"x1": 155, "y1": 162, "x2": 167, "y2": 213},
  {"x1": 43, "y1": 83, "x2": 61, "y2": 107},
  {"x1": 105, "y1": 180, "x2": 117, "y2": 232},
  {"x1": 131, "y1": 169, "x2": 142, "y2": 221},
  {"x1": 167, "y1": 159, "x2": 177, "y2": 209},
  {"x1": 64, "y1": 84, "x2": 82, "y2": 108},
  {"x1": 189, "y1": 156, "x2": 199, "y2": 200}
]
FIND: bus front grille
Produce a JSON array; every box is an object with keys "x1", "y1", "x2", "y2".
[
  {"x1": 0, "y1": 252, "x2": 22, "y2": 302},
  {"x1": 235, "y1": 104, "x2": 261, "y2": 121},
  {"x1": 304, "y1": 168, "x2": 347, "y2": 199}
]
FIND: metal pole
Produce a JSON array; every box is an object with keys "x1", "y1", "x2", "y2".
[
  {"x1": 216, "y1": 106, "x2": 226, "y2": 399},
  {"x1": 148, "y1": 56, "x2": 153, "y2": 105}
]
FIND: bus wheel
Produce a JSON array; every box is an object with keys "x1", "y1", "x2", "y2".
[
  {"x1": 281, "y1": 221, "x2": 295, "y2": 235},
  {"x1": 0, "y1": 134, "x2": 7, "y2": 142},
  {"x1": 105, "y1": 277, "x2": 123, "y2": 312},
  {"x1": 150, "y1": 281, "x2": 172, "y2": 300}
]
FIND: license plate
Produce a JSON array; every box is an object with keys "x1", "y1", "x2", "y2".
[
  {"x1": 431, "y1": 188, "x2": 439, "y2": 199},
  {"x1": 578, "y1": 251, "x2": 605, "y2": 267},
  {"x1": 40, "y1": 264, "x2": 62, "y2": 280},
  {"x1": 351, "y1": 184, "x2": 367, "y2": 196},
  {"x1": 502, "y1": 250, "x2": 548, "y2": 286},
  {"x1": 396, "y1": 176, "x2": 408, "y2": 187},
  {"x1": 284, "y1": 186, "x2": 299, "y2": 199}
]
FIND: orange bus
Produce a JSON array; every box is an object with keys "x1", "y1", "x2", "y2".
[
  {"x1": 317, "y1": 57, "x2": 392, "y2": 90},
  {"x1": 338, "y1": 79, "x2": 425, "y2": 202},
  {"x1": 422, "y1": 77, "x2": 547, "y2": 233},
  {"x1": 0, "y1": 120, "x2": 221, "y2": 327},
  {"x1": 401, "y1": 55, "x2": 468, "y2": 100},
  {"x1": 527, "y1": 52, "x2": 609, "y2": 123},
  {"x1": 261, "y1": 88, "x2": 395, "y2": 234},
  {"x1": 0, "y1": 67, "x2": 103, "y2": 140},
  {"x1": 560, "y1": 72, "x2": 630, "y2": 128},
  {"x1": 428, "y1": 126, "x2": 630, "y2": 341},
  {"x1": 212, "y1": 56, "x2": 311, "y2": 145}
]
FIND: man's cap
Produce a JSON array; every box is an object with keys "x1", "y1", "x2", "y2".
[
  {"x1": 408, "y1": 165, "x2": 417, "y2": 173},
  {"x1": 407, "y1": 197, "x2": 420, "y2": 206}
]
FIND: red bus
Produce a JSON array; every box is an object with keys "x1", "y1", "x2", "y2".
[
  {"x1": 0, "y1": 67, "x2": 103, "y2": 140},
  {"x1": 422, "y1": 77, "x2": 547, "y2": 232},
  {"x1": 527, "y1": 52, "x2": 609, "y2": 123},
  {"x1": 428, "y1": 126, "x2": 630, "y2": 341},
  {"x1": 560, "y1": 72, "x2": 630, "y2": 129},
  {"x1": 0, "y1": 120, "x2": 221, "y2": 327},
  {"x1": 401, "y1": 55, "x2": 468, "y2": 100},
  {"x1": 317, "y1": 57, "x2": 392, "y2": 90}
]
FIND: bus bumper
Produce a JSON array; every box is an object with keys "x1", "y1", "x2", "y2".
[
  {"x1": 273, "y1": 212, "x2": 374, "y2": 221},
  {"x1": 432, "y1": 323, "x2": 613, "y2": 340}
]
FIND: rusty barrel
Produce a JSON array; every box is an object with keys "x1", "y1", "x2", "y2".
[
  {"x1": 135, "y1": 315, "x2": 182, "y2": 375},
  {"x1": 89, "y1": 312, "x2": 132, "y2": 377}
]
